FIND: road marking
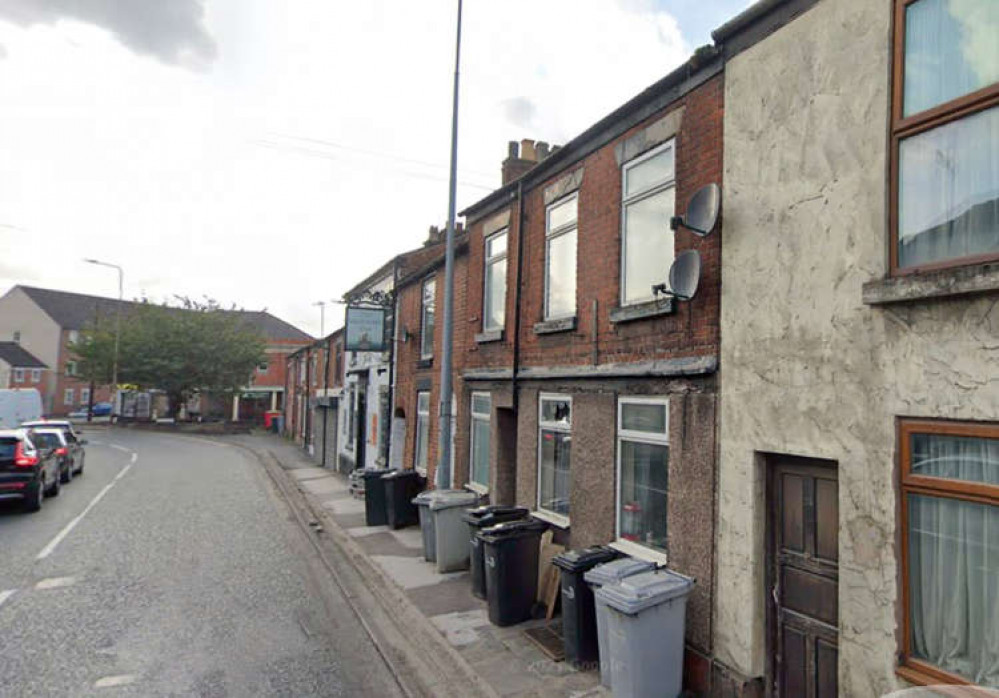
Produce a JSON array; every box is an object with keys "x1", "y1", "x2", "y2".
[
  {"x1": 94, "y1": 675, "x2": 138, "y2": 688},
  {"x1": 35, "y1": 576, "x2": 77, "y2": 590},
  {"x1": 110, "y1": 444, "x2": 131, "y2": 453},
  {"x1": 0, "y1": 590, "x2": 16, "y2": 609},
  {"x1": 36, "y1": 448, "x2": 137, "y2": 560}
]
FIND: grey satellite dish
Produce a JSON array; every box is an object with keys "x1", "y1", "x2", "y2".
[
  {"x1": 651, "y1": 249, "x2": 701, "y2": 301},
  {"x1": 668, "y1": 249, "x2": 701, "y2": 300},
  {"x1": 670, "y1": 183, "x2": 720, "y2": 236}
]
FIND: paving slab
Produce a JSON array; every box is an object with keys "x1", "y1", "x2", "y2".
[
  {"x1": 288, "y1": 467, "x2": 334, "y2": 481},
  {"x1": 345, "y1": 525, "x2": 391, "y2": 538},
  {"x1": 430, "y1": 609, "x2": 491, "y2": 647},
  {"x1": 408, "y1": 575, "x2": 482, "y2": 618},
  {"x1": 301, "y1": 477, "x2": 349, "y2": 496},
  {"x1": 354, "y1": 531, "x2": 423, "y2": 557},
  {"x1": 369, "y1": 554, "x2": 468, "y2": 590},
  {"x1": 388, "y1": 527, "x2": 423, "y2": 550},
  {"x1": 320, "y1": 497, "x2": 366, "y2": 516}
]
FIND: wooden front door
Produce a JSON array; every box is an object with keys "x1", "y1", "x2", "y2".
[{"x1": 767, "y1": 457, "x2": 839, "y2": 698}]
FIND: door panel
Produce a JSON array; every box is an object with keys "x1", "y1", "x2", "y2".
[{"x1": 768, "y1": 457, "x2": 839, "y2": 698}]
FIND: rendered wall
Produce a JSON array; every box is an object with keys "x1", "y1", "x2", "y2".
[{"x1": 716, "y1": 0, "x2": 999, "y2": 695}]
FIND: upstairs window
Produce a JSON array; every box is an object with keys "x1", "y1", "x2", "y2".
[
  {"x1": 66, "y1": 360, "x2": 78, "y2": 377},
  {"x1": 30, "y1": 369, "x2": 40, "y2": 383},
  {"x1": 544, "y1": 195, "x2": 578, "y2": 320},
  {"x1": 621, "y1": 141, "x2": 676, "y2": 305},
  {"x1": 421, "y1": 278, "x2": 436, "y2": 360},
  {"x1": 892, "y1": 0, "x2": 999, "y2": 272},
  {"x1": 13, "y1": 368, "x2": 25, "y2": 383},
  {"x1": 483, "y1": 230, "x2": 508, "y2": 331}
]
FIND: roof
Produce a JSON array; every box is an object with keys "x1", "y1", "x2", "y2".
[
  {"x1": 0, "y1": 342, "x2": 47, "y2": 369},
  {"x1": 12, "y1": 286, "x2": 312, "y2": 342}
]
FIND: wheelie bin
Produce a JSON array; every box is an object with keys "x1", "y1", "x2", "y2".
[
  {"x1": 596, "y1": 568, "x2": 694, "y2": 698},
  {"x1": 412, "y1": 490, "x2": 437, "y2": 561},
  {"x1": 382, "y1": 469, "x2": 423, "y2": 529},
  {"x1": 360, "y1": 468, "x2": 394, "y2": 526},
  {"x1": 584, "y1": 556, "x2": 656, "y2": 687},
  {"x1": 463, "y1": 505, "x2": 529, "y2": 599},
  {"x1": 552, "y1": 546, "x2": 621, "y2": 666},
  {"x1": 430, "y1": 490, "x2": 480, "y2": 573},
  {"x1": 480, "y1": 519, "x2": 548, "y2": 626}
]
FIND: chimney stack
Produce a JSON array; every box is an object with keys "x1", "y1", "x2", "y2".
[{"x1": 501, "y1": 138, "x2": 542, "y2": 186}]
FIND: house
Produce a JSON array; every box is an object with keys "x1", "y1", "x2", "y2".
[
  {"x1": 391, "y1": 226, "x2": 468, "y2": 483},
  {"x1": 713, "y1": 0, "x2": 999, "y2": 695},
  {"x1": 0, "y1": 341, "x2": 48, "y2": 389},
  {"x1": 0, "y1": 285, "x2": 312, "y2": 418},
  {"x1": 450, "y1": 49, "x2": 725, "y2": 692},
  {"x1": 285, "y1": 328, "x2": 344, "y2": 467}
]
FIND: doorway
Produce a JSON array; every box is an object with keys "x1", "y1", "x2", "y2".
[
  {"x1": 355, "y1": 381, "x2": 367, "y2": 470},
  {"x1": 766, "y1": 455, "x2": 839, "y2": 698}
]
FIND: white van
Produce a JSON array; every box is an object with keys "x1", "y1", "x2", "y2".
[{"x1": 0, "y1": 389, "x2": 43, "y2": 428}]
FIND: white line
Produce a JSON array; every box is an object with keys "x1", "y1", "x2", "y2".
[
  {"x1": 94, "y1": 674, "x2": 138, "y2": 688},
  {"x1": 110, "y1": 444, "x2": 131, "y2": 453},
  {"x1": 0, "y1": 590, "x2": 15, "y2": 609},
  {"x1": 36, "y1": 452, "x2": 136, "y2": 561}
]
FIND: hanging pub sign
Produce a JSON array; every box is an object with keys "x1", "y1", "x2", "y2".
[{"x1": 345, "y1": 306, "x2": 387, "y2": 352}]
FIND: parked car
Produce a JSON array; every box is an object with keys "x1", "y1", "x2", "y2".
[
  {"x1": 32, "y1": 428, "x2": 83, "y2": 483},
  {"x1": 0, "y1": 429, "x2": 62, "y2": 512},
  {"x1": 20, "y1": 421, "x2": 86, "y2": 480},
  {"x1": 67, "y1": 402, "x2": 113, "y2": 419}
]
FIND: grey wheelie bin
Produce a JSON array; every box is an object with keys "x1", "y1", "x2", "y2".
[
  {"x1": 430, "y1": 490, "x2": 480, "y2": 572},
  {"x1": 360, "y1": 468, "x2": 395, "y2": 526},
  {"x1": 462, "y1": 505, "x2": 529, "y2": 599},
  {"x1": 595, "y1": 568, "x2": 694, "y2": 698},
  {"x1": 552, "y1": 546, "x2": 620, "y2": 666},
  {"x1": 412, "y1": 490, "x2": 437, "y2": 561},
  {"x1": 481, "y1": 519, "x2": 548, "y2": 626},
  {"x1": 583, "y1": 556, "x2": 655, "y2": 687}
]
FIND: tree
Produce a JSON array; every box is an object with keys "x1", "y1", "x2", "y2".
[{"x1": 73, "y1": 297, "x2": 267, "y2": 419}]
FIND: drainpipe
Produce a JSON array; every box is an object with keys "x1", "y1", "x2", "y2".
[
  {"x1": 321, "y1": 334, "x2": 331, "y2": 467},
  {"x1": 511, "y1": 181, "x2": 525, "y2": 402},
  {"x1": 385, "y1": 260, "x2": 398, "y2": 469}
]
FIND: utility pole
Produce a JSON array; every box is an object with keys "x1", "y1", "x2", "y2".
[
  {"x1": 436, "y1": 0, "x2": 462, "y2": 489},
  {"x1": 313, "y1": 300, "x2": 326, "y2": 338},
  {"x1": 84, "y1": 258, "x2": 123, "y2": 421}
]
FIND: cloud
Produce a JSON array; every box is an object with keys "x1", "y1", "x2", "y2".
[
  {"x1": 0, "y1": 0, "x2": 216, "y2": 69},
  {"x1": 500, "y1": 97, "x2": 538, "y2": 129},
  {"x1": 0, "y1": 43, "x2": 6, "y2": 59}
]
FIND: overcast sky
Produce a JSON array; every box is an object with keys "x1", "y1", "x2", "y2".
[{"x1": 0, "y1": 0, "x2": 752, "y2": 337}]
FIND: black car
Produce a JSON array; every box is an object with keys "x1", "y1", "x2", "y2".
[{"x1": 0, "y1": 429, "x2": 63, "y2": 512}]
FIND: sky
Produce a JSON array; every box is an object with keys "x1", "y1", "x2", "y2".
[{"x1": 0, "y1": 0, "x2": 753, "y2": 338}]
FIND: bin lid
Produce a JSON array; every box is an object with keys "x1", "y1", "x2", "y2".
[
  {"x1": 478, "y1": 518, "x2": 547, "y2": 542},
  {"x1": 360, "y1": 467, "x2": 395, "y2": 480},
  {"x1": 553, "y1": 546, "x2": 619, "y2": 573},
  {"x1": 382, "y1": 469, "x2": 421, "y2": 480},
  {"x1": 411, "y1": 490, "x2": 436, "y2": 506},
  {"x1": 583, "y1": 557, "x2": 655, "y2": 586},
  {"x1": 461, "y1": 506, "x2": 529, "y2": 526},
  {"x1": 594, "y1": 568, "x2": 694, "y2": 615},
  {"x1": 428, "y1": 490, "x2": 479, "y2": 511}
]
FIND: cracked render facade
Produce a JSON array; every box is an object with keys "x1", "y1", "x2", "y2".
[{"x1": 715, "y1": 0, "x2": 998, "y2": 695}]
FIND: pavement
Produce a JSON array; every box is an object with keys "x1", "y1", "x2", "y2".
[
  {"x1": 0, "y1": 427, "x2": 406, "y2": 697},
  {"x1": 231, "y1": 433, "x2": 608, "y2": 698}
]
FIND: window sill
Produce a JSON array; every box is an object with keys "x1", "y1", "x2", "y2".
[
  {"x1": 862, "y1": 261, "x2": 999, "y2": 305},
  {"x1": 466, "y1": 481, "x2": 489, "y2": 496},
  {"x1": 609, "y1": 539, "x2": 669, "y2": 566},
  {"x1": 895, "y1": 662, "x2": 969, "y2": 688},
  {"x1": 531, "y1": 509, "x2": 570, "y2": 528},
  {"x1": 533, "y1": 316, "x2": 577, "y2": 335},
  {"x1": 609, "y1": 298, "x2": 675, "y2": 324},
  {"x1": 474, "y1": 329, "x2": 504, "y2": 344},
  {"x1": 416, "y1": 358, "x2": 433, "y2": 369}
]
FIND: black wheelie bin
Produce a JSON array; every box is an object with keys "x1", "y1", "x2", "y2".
[{"x1": 462, "y1": 505, "x2": 529, "y2": 599}]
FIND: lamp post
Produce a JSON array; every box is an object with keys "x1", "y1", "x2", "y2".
[
  {"x1": 313, "y1": 300, "x2": 326, "y2": 338},
  {"x1": 84, "y1": 258, "x2": 123, "y2": 421}
]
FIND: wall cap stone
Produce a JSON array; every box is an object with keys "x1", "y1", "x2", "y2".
[
  {"x1": 862, "y1": 262, "x2": 999, "y2": 305},
  {"x1": 462, "y1": 368, "x2": 514, "y2": 381},
  {"x1": 517, "y1": 355, "x2": 717, "y2": 380}
]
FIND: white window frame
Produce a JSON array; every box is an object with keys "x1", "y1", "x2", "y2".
[
  {"x1": 620, "y1": 140, "x2": 676, "y2": 306},
  {"x1": 611, "y1": 395, "x2": 670, "y2": 564},
  {"x1": 65, "y1": 360, "x2": 77, "y2": 377},
  {"x1": 64, "y1": 388, "x2": 74, "y2": 405},
  {"x1": 468, "y1": 392, "x2": 491, "y2": 494},
  {"x1": 81, "y1": 387, "x2": 91, "y2": 406},
  {"x1": 536, "y1": 393, "x2": 572, "y2": 527},
  {"x1": 483, "y1": 229, "x2": 508, "y2": 331},
  {"x1": 544, "y1": 194, "x2": 578, "y2": 321},
  {"x1": 30, "y1": 368, "x2": 40, "y2": 382},
  {"x1": 420, "y1": 278, "x2": 436, "y2": 360},
  {"x1": 68, "y1": 330, "x2": 79, "y2": 345},
  {"x1": 414, "y1": 390, "x2": 430, "y2": 475},
  {"x1": 13, "y1": 368, "x2": 25, "y2": 383}
]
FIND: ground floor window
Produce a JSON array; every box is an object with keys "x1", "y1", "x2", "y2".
[
  {"x1": 538, "y1": 394, "x2": 571, "y2": 520},
  {"x1": 415, "y1": 391, "x2": 430, "y2": 475},
  {"x1": 900, "y1": 419, "x2": 999, "y2": 687},
  {"x1": 616, "y1": 397, "x2": 669, "y2": 553},
  {"x1": 81, "y1": 388, "x2": 91, "y2": 406},
  {"x1": 64, "y1": 388, "x2": 74, "y2": 405},
  {"x1": 469, "y1": 392, "x2": 491, "y2": 491}
]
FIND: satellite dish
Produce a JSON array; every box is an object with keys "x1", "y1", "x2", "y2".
[
  {"x1": 668, "y1": 250, "x2": 701, "y2": 301},
  {"x1": 670, "y1": 183, "x2": 720, "y2": 236}
]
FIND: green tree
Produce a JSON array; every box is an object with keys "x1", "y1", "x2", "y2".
[{"x1": 72, "y1": 297, "x2": 267, "y2": 418}]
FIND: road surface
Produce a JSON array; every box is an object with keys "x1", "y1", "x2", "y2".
[{"x1": 0, "y1": 429, "x2": 404, "y2": 697}]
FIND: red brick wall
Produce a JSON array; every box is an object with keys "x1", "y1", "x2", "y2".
[{"x1": 515, "y1": 73, "x2": 724, "y2": 370}]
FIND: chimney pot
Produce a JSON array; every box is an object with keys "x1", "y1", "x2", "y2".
[
  {"x1": 536, "y1": 141, "x2": 550, "y2": 159},
  {"x1": 520, "y1": 138, "x2": 537, "y2": 162},
  {"x1": 507, "y1": 141, "x2": 519, "y2": 158}
]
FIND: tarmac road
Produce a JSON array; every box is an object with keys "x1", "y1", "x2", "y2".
[{"x1": 0, "y1": 428, "x2": 404, "y2": 697}]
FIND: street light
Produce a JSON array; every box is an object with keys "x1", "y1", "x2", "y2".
[
  {"x1": 313, "y1": 300, "x2": 326, "y2": 338},
  {"x1": 84, "y1": 258, "x2": 123, "y2": 421}
]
